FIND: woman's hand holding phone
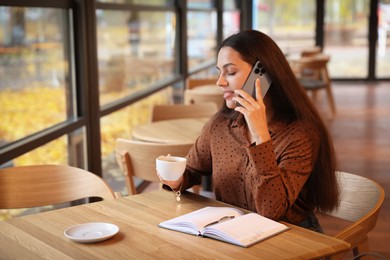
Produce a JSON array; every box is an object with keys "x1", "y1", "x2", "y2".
[
  {"x1": 239, "y1": 60, "x2": 271, "y2": 101},
  {"x1": 234, "y1": 78, "x2": 271, "y2": 145}
]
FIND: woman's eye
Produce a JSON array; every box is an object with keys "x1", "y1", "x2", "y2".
[{"x1": 227, "y1": 72, "x2": 236, "y2": 76}]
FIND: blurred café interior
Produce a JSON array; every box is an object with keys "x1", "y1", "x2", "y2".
[{"x1": 0, "y1": 0, "x2": 389, "y2": 258}]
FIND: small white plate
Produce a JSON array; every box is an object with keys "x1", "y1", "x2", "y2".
[{"x1": 64, "y1": 222, "x2": 119, "y2": 243}]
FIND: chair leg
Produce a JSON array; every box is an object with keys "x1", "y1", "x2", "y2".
[
  {"x1": 122, "y1": 153, "x2": 137, "y2": 195},
  {"x1": 312, "y1": 90, "x2": 319, "y2": 104},
  {"x1": 329, "y1": 252, "x2": 348, "y2": 260},
  {"x1": 114, "y1": 192, "x2": 123, "y2": 198},
  {"x1": 323, "y1": 68, "x2": 336, "y2": 117},
  {"x1": 353, "y1": 238, "x2": 370, "y2": 258},
  {"x1": 325, "y1": 84, "x2": 336, "y2": 117}
]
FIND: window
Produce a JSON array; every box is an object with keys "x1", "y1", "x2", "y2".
[
  {"x1": 0, "y1": 7, "x2": 73, "y2": 147},
  {"x1": 188, "y1": 0, "x2": 213, "y2": 9},
  {"x1": 100, "y1": 88, "x2": 172, "y2": 194},
  {"x1": 97, "y1": 0, "x2": 173, "y2": 5},
  {"x1": 324, "y1": 0, "x2": 370, "y2": 78},
  {"x1": 377, "y1": 1, "x2": 390, "y2": 78},
  {"x1": 97, "y1": 9, "x2": 177, "y2": 106},
  {"x1": 223, "y1": 0, "x2": 240, "y2": 38},
  {"x1": 187, "y1": 10, "x2": 217, "y2": 71},
  {"x1": 252, "y1": 0, "x2": 316, "y2": 58}
]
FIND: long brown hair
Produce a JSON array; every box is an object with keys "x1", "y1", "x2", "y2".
[{"x1": 217, "y1": 30, "x2": 339, "y2": 212}]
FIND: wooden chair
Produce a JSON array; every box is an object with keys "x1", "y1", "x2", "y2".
[
  {"x1": 296, "y1": 54, "x2": 336, "y2": 117},
  {"x1": 322, "y1": 171, "x2": 385, "y2": 259},
  {"x1": 115, "y1": 138, "x2": 195, "y2": 195},
  {"x1": 301, "y1": 46, "x2": 322, "y2": 57},
  {"x1": 151, "y1": 103, "x2": 218, "y2": 122},
  {"x1": 0, "y1": 165, "x2": 118, "y2": 210},
  {"x1": 299, "y1": 46, "x2": 322, "y2": 78}
]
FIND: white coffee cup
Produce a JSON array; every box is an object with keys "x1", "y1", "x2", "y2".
[{"x1": 156, "y1": 155, "x2": 186, "y2": 181}]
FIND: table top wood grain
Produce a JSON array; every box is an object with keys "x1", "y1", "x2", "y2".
[{"x1": 0, "y1": 190, "x2": 350, "y2": 259}]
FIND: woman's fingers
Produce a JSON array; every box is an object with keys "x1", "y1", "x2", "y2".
[{"x1": 255, "y1": 78, "x2": 263, "y2": 100}]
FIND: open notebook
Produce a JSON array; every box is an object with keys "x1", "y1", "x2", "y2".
[{"x1": 159, "y1": 206, "x2": 289, "y2": 247}]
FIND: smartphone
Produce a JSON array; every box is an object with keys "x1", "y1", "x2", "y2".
[{"x1": 240, "y1": 60, "x2": 272, "y2": 101}]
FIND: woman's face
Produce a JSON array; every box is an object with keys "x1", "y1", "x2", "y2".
[{"x1": 216, "y1": 47, "x2": 252, "y2": 109}]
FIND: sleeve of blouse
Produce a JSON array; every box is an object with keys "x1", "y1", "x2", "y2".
[
  {"x1": 245, "y1": 122, "x2": 320, "y2": 220},
  {"x1": 179, "y1": 119, "x2": 214, "y2": 191}
]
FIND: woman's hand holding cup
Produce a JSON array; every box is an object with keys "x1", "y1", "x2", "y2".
[{"x1": 156, "y1": 154, "x2": 186, "y2": 190}]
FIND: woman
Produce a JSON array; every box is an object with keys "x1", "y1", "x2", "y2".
[{"x1": 160, "y1": 30, "x2": 339, "y2": 232}]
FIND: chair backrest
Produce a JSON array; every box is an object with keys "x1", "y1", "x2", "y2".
[
  {"x1": 298, "y1": 54, "x2": 330, "y2": 70},
  {"x1": 115, "y1": 138, "x2": 193, "y2": 195},
  {"x1": 297, "y1": 55, "x2": 330, "y2": 83},
  {"x1": 323, "y1": 171, "x2": 385, "y2": 257},
  {"x1": 300, "y1": 46, "x2": 322, "y2": 57},
  {"x1": 184, "y1": 90, "x2": 224, "y2": 106},
  {"x1": 325, "y1": 171, "x2": 384, "y2": 228},
  {"x1": 0, "y1": 165, "x2": 117, "y2": 209},
  {"x1": 186, "y1": 78, "x2": 217, "y2": 89},
  {"x1": 151, "y1": 103, "x2": 218, "y2": 122},
  {"x1": 184, "y1": 87, "x2": 225, "y2": 108}
]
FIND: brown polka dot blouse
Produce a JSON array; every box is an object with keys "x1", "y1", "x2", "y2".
[{"x1": 182, "y1": 113, "x2": 320, "y2": 224}]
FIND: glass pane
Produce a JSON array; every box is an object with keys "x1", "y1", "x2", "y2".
[
  {"x1": 224, "y1": 0, "x2": 239, "y2": 10},
  {"x1": 97, "y1": 0, "x2": 174, "y2": 5},
  {"x1": 190, "y1": 67, "x2": 219, "y2": 79},
  {"x1": 97, "y1": 10, "x2": 176, "y2": 106},
  {"x1": 6, "y1": 135, "x2": 68, "y2": 167},
  {"x1": 0, "y1": 7, "x2": 72, "y2": 147},
  {"x1": 101, "y1": 87, "x2": 173, "y2": 195},
  {"x1": 252, "y1": 0, "x2": 316, "y2": 58},
  {"x1": 68, "y1": 127, "x2": 87, "y2": 169},
  {"x1": 188, "y1": 0, "x2": 213, "y2": 9},
  {"x1": 187, "y1": 11, "x2": 217, "y2": 70},
  {"x1": 223, "y1": 11, "x2": 240, "y2": 39},
  {"x1": 324, "y1": 0, "x2": 370, "y2": 78},
  {"x1": 377, "y1": 2, "x2": 390, "y2": 78}
]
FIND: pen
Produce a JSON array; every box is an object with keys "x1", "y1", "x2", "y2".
[{"x1": 204, "y1": 216, "x2": 235, "y2": 227}]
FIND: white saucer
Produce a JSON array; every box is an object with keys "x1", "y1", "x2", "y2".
[{"x1": 64, "y1": 222, "x2": 119, "y2": 243}]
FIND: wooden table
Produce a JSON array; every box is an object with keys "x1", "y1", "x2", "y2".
[
  {"x1": 0, "y1": 190, "x2": 350, "y2": 259},
  {"x1": 132, "y1": 117, "x2": 209, "y2": 143}
]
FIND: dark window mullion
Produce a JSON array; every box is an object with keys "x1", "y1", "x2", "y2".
[
  {"x1": 368, "y1": 0, "x2": 378, "y2": 80},
  {"x1": 316, "y1": 0, "x2": 325, "y2": 48},
  {"x1": 73, "y1": 0, "x2": 102, "y2": 177}
]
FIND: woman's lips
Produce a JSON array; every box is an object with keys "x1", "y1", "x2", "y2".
[{"x1": 223, "y1": 91, "x2": 235, "y2": 99}]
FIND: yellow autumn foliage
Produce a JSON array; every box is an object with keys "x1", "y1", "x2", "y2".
[{"x1": 0, "y1": 85, "x2": 172, "y2": 165}]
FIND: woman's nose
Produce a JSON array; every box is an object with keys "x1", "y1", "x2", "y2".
[{"x1": 216, "y1": 75, "x2": 227, "y2": 86}]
